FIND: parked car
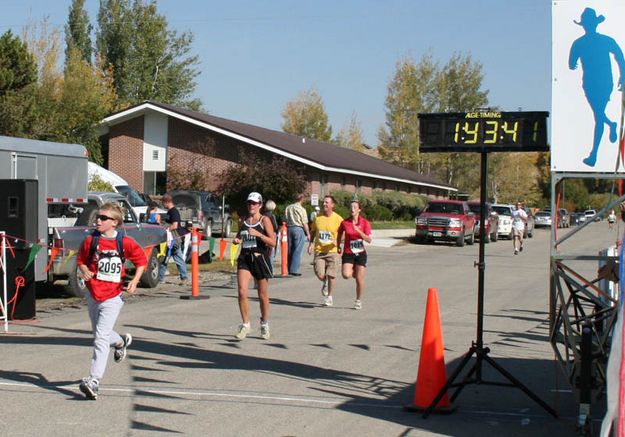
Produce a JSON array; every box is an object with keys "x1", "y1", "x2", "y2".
[
  {"x1": 571, "y1": 212, "x2": 585, "y2": 226},
  {"x1": 583, "y1": 209, "x2": 600, "y2": 222},
  {"x1": 557, "y1": 208, "x2": 570, "y2": 228},
  {"x1": 167, "y1": 190, "x2": 232, "y2": 237},
  {"x1": 522, "y1": 207, "x2": 535, "y2": 238},
  {"x1": 491, "y1": 204, "x2": 514, "y2": 239},
  {"x1": 467, "y1": 201, "x2": 499, "y2": 243},
  {"x1": 414, "y1": 199, "x2": 476, "y2": 246},
  {"x1": 534, "y1": 210, "x2": 552, "y2": 227}
]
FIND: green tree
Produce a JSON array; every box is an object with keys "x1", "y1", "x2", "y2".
[
  {"x1": 0, "y1": 30, "x2": 37, "y2": 95},
  {"x1": 0, "y1": 30, "x2": 38, "y2": 136},
  {"x1": 65, "y1": 0, "x2": 93, "y2": 65},
  {"x1": 335, "y1": 111, "x2": 365, "y2": 151},
  {"x1": 97, "y1": 0, "x2": 200, "y2": 108},
  {"x1": 378, "y1": 54, "x2": 438, "y2": 169},
  {"x1": 281, "y1": 88, "x2": 332, "y2": 142},
  {"x1": 379, "y1": 52, "x2": 489, "y2": 190},
  {"x1": 1, "y1": 19, "x2": 116, "y2": 161}
]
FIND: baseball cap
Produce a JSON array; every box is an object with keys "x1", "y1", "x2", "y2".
[{"x1": 247, "y1": 192, "x2": 263, "y2": 203}]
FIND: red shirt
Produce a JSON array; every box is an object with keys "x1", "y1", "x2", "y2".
[
  {"x1": 76, "y1": 233, "x2": 148, "y2": 302},
  {"x1": 339, "y1": 217, "x2": 372, "y2": 255}
]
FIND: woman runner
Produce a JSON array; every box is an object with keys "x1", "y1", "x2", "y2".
[
  {"x1": 337, "y1": 200, "x2": 372, "y2": 310},
  {"x1": 232, "y1": 192, "x2": 276, "y2": 340}
]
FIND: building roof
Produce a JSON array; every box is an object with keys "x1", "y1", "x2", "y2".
[{"x1": 101, "y1": 101, "x2": 455, "y2": 192}]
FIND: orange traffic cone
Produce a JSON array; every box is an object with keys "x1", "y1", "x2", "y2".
[{"x1": 405, "y1": 287, "x2": 453, "y2": 413}]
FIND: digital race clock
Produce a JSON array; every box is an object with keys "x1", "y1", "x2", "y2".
[{"x1": 418, "y1": 111, "x2": 549, "y2": 152}]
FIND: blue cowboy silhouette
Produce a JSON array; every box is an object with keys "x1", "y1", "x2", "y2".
[{"x1": 569, "y1": 7, "x2": 625, "y2": 167}]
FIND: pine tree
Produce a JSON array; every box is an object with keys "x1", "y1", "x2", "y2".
[{"x1": 65, "y1": 0, "x2": 93, "y2": 65}]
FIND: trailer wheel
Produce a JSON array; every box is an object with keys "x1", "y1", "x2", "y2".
[
  {"x1": 140, "y1": 247, "x2": 160, "y2": 288},
  {"x1": 65, "y1": 261, "x2": 88, "y2": 298}
]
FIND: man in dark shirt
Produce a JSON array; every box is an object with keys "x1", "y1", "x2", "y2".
[{"x1": 158, "y1": 194, "x2": 189, "y2": 286}]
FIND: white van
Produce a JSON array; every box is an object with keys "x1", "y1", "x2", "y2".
[{"x1": 88, "y1": 162, "x2": 156, "y2": 219}]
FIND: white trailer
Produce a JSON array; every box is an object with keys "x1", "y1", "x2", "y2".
[{"x1": 0, "y1": 135, "x2": 88, "y2": 282}]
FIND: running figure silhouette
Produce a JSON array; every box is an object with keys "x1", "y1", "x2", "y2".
[{"x1": 568, "y1": 7, "x2": 625, "y2": 167}]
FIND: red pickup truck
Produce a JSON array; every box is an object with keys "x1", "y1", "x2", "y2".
[{"x1": 415, "y1": 200, "x2": 477, "y2": 246}]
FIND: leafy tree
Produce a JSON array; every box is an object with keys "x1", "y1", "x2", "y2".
[
  {"x1": 281, "y1": 88, "x2": 332, "y2": 142},
  {"x1": 378, "y1": 54, "x2": 437, "y2": 169},
  {"x1": 0, "y1": 31, "x2": 38, "y2": 136},
  {"x1": 0, "y1": 30, "x2": 37, "y2": 95},
  {"x1": 216, "y1": 149, "x2": 307, "y2": 216},
  {"x1": 65, "y1": 0, "x2": 93, "y2": 65},
  {"x1": 89, "y1": 173, "x2": 114, "y2": 192},
  {"x1": 1, "y1": 19, "x2": 116, "y2": 162},
  {"x1": 379, "y1": 52, "x2": 489, "y2": 190},
  {"x1": 335, "y1": 111, "x2": 365, "y2": 151},
  {"x1": 490, "y1": 152, "x2": 542, "y2": 205},
  {"x1": 97, "y1": 0, "x2": 200, "y2": 108}
]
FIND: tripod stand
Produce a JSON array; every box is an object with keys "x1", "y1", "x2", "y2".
[{"x1": 423, "y1": 152, "x2": 557, "y2": 419}]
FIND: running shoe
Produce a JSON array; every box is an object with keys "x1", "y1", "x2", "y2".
[
  {"x1": 514, "y1": 249, "x2": 519, "y2": 255},
  {"x1": 354, "y1": 300, "x2": 362, "y2": 310},
  {"x1": 235, "y1": 324, "x2": 251, "y2": 340},
  {"x1": 323, "y1": 296, "x2": 333, "y2": 307},
  {"x1": 321, "y1": 278, "x2": 328, "y2": 296},
  {"x1": 114, "y1": 333, "x2": 132, "y2": 363},
  {"x1": 79, "y1": 377, "x2": 99, "y2": 400},
  {"x1": 260, "y1": 323, "x2": 270, "y2": 340}
]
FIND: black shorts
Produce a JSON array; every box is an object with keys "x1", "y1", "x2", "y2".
[
  {"x1": 342, "y1": 252, "x2": 367, "y2": 267},
  {"x1": 237, "y1": 250, "x2": 273, "y2": 280}
]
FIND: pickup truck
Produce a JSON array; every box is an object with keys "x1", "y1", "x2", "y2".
[
  {"x1": 415, "y1": 200, "x2": 476, "y2": 246},
  {"x1": 51, "y1": 192, "x2": 167, "y2": 297}
]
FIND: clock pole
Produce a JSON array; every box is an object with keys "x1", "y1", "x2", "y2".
[{"x1": 422, "y1": 151, "x2": 557, "y2": 419}]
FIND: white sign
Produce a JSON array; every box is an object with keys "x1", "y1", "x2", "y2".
[
  {"x1": 310, "y1": 194, "x2": 319, "y2": 206},
  {"x1": 552, "y1": 1, "x2": 625, "y2": 172}
]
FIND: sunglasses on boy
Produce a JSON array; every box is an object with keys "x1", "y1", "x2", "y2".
[{"x1": 96, "y1": 214, "x2": 115, "y2": 222}]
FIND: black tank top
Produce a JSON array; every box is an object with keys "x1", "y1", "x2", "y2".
[{"x1": 240, "y1": 216, "x2": 268, "y2": 253}]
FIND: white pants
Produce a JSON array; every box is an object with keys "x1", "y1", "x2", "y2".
[{"x1": 86, "y1": 293, "x2": 124, "y2": 381}]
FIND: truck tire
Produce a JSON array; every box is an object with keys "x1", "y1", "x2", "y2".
[
  {"x1": 414, "y1": 236, "x2": 426, "y2": 244},
  {"x1": 456, "y1": 231, "x2": 465, "y2": 247},
  {"x1": 483, "y1": 230, "x2": 491, "y2": 244},
  {"x1": 467, "y1": 230, "x2": 475, "y2": 245},
  {"x1": 65, "y1": 261, "x2": 88, "y2": 298},
  {"x1": 203, "y1": 220, "x2": 213, "y2": 238},
  {"x1": 140, "y1": 247, "x2": 160, "y2": 288},
  {"x1": 221, "y1": 219, "x2": 232, "y2": 237}
]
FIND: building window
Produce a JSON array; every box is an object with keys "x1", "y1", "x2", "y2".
[
  {"x1": 341, "y1": 176, "x2": 346, "y2": 188},
  {"x1": 152, "y1": 150, "x2": 159, "y2": 160},
  {"x1": 320, "y1": 174, "x2": 328, "y2": 197},
  {"x1": 373, "y1": 180, "x2": 378, "y2": 190},
  {"x1": 356, "y1": 178, "x2": 362, "y2": 194}
]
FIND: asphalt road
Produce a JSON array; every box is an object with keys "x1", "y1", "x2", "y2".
[{"x1": 1, "y1": 222, "x2": 621, "y2": 436}]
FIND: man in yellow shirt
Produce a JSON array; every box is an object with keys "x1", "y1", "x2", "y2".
[{"x1": 308, "y1": 195, "x2": 344, "y2": 306}]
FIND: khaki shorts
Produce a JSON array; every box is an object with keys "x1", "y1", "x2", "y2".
[
  {"x1": 513, "y1": 227, "x2": 524, "y2": 238},
  {"x1": 314, "y1": 252, "x2": 341, "y2": 278}
]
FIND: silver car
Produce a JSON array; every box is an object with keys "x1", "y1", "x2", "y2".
[{"x1": 534, "y1": 210, "x2": 552, "y2": 227}]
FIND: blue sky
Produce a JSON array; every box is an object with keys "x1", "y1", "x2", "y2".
[{"x1": 1, "y1": 0, "x2": 551, "y2": 146}]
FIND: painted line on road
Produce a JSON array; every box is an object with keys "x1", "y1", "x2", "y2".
[{"x1": 0, "y1": 380, "x2": 568, "y2": 420}]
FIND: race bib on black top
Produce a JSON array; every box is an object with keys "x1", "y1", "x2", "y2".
[{"x1": 241, "y1": 230, "x2": 257, "y2": 249}]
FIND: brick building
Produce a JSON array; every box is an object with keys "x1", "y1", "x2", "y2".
[{"x1": 99, "y1": 101, "x2": 455, "y2": 198}]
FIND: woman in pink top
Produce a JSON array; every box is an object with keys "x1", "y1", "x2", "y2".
[{"x1": 337, "y1": 201, "x2": 372, "y2": 310}]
